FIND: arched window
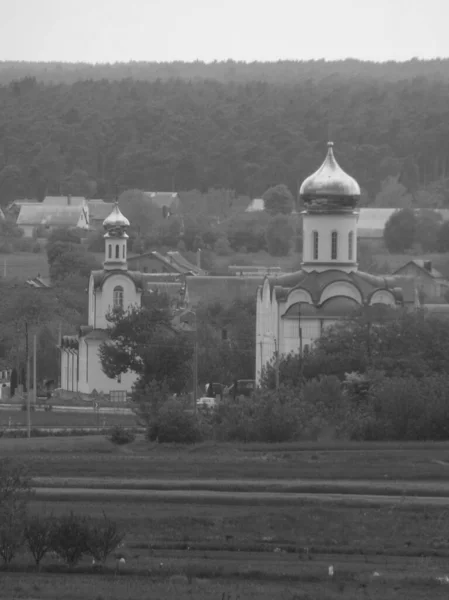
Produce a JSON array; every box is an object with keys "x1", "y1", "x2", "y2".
[
  {"x1": 113, "y1": 286, "x2": 124, "y2": 310},
  {"x1": 115, "y1": 244, "x2": 119, "y2": 259},
  {"x1": 312, "y1": 231, "x2": 319, "y2": 260},
  {"x1": 108, "y1": 244, "x2": 112, "y2": 259},
  {"x1": 122, "y1": 245, "x2": 125, "y2": 259},
  {"x1": 331, "y1": 231, "x2": 338, "y2": 260},
  {"x1": 348, "y1": 231, "x2": 354, "y2": 261}
]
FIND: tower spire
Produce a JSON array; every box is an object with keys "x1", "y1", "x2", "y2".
[{"x1": 102, "y1": 201, "x2": 130, "y2": 271}]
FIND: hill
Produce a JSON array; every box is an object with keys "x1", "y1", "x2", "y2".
[{"x1": 0, "y1": 60, "x2": 449, "y2": 203}]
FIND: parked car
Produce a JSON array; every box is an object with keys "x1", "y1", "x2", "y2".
[
  {"x1": 196, "y1": 396, "x2": 219, "y2": 409},
  {"x1": 224, "y1": 379, "x2": 255, "y2": 399}
]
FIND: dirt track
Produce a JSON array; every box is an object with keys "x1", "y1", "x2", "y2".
[{"x1": 32, "y1": 485, "x2": 449, "y2": 506}]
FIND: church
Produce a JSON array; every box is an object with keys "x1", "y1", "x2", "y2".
[
  {"x1": 60, "y1": 204, "x2": 152, "y2": 397},
  {"x1": 255, "y1": 142, "x2": 417, "y2": 382}
]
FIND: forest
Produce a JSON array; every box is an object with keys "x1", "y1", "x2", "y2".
[{"x1": 0, "y1": 59, "x2": 449, "y2": 204}]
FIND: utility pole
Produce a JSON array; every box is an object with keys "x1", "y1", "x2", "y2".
[
  {"x1": 25, "y1": 322, "x2": 31, "y2": 438},
  {"x1": 298, "y1": 306, "x2": 304, "y2": 384},
  {"x1": 193, "y1": 311, "x2": 198, "y2": 414},
  {"x1": 33, "y1": 334, "x2": 37, "y2": 406},
  {"x1": 274, "y1": 338, "x2": 280, "y2": 393}
]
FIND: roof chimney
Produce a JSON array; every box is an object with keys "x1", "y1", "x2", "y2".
[
  {"x1": 424, "y1": 260, "x2": 432, "y2": 272},
  {"x1": 67, "y1": 194, "x2": 71, "y2": 206},
  {"x1": 197, "y1": 248, "x2": 201, "y2": 269}
]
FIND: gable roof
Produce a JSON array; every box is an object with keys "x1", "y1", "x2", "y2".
[
  {"x1": 185, "y1": 276, "x2": 263, "y2": 306},
  {"x1": 88, "y1": 200, "x2": 114, "y2": 221},
  {"x1": 17, "y1": 204, "x2": 86, "y2": 228},
  {"x1": 394, "y1": 259, "x2": 445, "y2": 280},
  {"x1": 143, "y1": 192, "x2": 180, "y2": 209},
  {"x1": 43, "y1": 196, "x2": 86, "y2": 206},
  {"x1": 127, "y1": 250, "x2": 206, "y2": 276}
]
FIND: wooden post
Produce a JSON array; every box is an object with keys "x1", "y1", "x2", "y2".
[
  {"x1": 33, "y1": 335, "x2": 37, "y2": 406},
  {"x1": 193, "y1": 312, "x2": 198, "y2": 414},
  {"x1": 25, "y1": 322, "x2": 31, "y2": 438}
]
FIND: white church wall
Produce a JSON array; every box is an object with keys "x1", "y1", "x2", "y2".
[
  {"x1": 78, "y1": 339, "x2": 138, "y2": 394},
  {"x1": 369, "y1": 290, "x2": 396, "y2": 306},
  {"x1": 302, "y1": 212, "x2": 358, "y2": 269},
  {"x1": 95, "y1": 274, "x2": 141, "y2": 329}
]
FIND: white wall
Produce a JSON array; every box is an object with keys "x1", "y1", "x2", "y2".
[
  {"x1": 60, "y1": 348, "x2": 79, "y2": 392},
  {"x1": 21, "y1": 225, "x2": 34, "y2": 238},
  {"x1": 93, "y1": 273, "x2": 141, "y2": 329},
  {"x1": 302, "y1": 212, "x2": 358, "y2": 271},
  {"x1": 78, "y1": 338, "x2": 138, "y2": 394}
]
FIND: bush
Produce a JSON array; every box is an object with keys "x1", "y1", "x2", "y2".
[
  {"x1": 50, "y1": 512, "x2": 89, "y2": 567},
  {"x1": 0, "y1": 508, "x2": 25, "y2": 566},
  {"x1": 339, "y1": 373, "x2": 449, "y2": 441},
  {"x1": 25, "y1": 514, "x2": 54, "y2": 569},
  {"x1": 85, "y1": 512, "x2": 124, "y2": 565},
  {"x1": 108, "y1": 425, "x2": 136, "y2": 445},
  {"x1": 147, "y1": 398, "x2": 204, "y2": 444}
]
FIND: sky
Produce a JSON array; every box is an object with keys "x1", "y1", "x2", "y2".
[{"x1": 0, "y1": 0, "x2": 447, "y2": 64}]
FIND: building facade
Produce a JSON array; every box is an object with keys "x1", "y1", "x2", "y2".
[
  {"x1": 255, "y1": 143, "x2": 417, "y2": 382},
  {"x1": 60, "y1": 203, "x2": 141, "y2": 396}
]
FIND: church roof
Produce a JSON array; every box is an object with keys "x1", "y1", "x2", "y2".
[
  {"x1": 266, "y1": 269, "x2": 415, "y2": 306},
  {"x1": 103, "y1": 202, "x2": 130, "y2": 229},
  {"x1": 299, "y1": 142, "x2": 360, "y2": 212}
]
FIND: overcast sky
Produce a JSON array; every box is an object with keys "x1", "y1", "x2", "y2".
[{"x1": 1, "y1": 0, "x2": 446, "y2": 63}]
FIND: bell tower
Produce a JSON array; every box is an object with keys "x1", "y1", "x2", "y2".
[
  {"x1": 299, "y1": 142, "x2": 360, "y2": 273},
  {"x1": 102, "y1": 202, "x2": 130, "y2": 271}
]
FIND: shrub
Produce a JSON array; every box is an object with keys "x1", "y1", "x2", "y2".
[
  {"x1": 85, "y1": 512, "x2": 124, "y2": 565},
  {"x1": 108, "y1": 426, "x2": 136, "y2": 445},
  {"x1": 339, "y1": 373, "x2": 449, "y2": 441},
  {"x1": 50, "y1": 512, "x2": 89, "y2": 567},
  {"x1": 0, "y1": 508, "x2": 25, "y2": 566},
  {"x1": 147, "y1": 398, "x2": 203, "y2": 444},
  {"x1": 24, "y1": 514, "x2": 54, "y2": 569}
]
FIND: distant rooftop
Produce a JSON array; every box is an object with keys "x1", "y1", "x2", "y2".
[{"x1": 17, "y1": 204, "x2": 86, "y2": 227}]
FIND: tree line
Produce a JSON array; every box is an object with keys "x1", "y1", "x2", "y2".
[{"x1": 1, "y1": 65, "x2": 449, "y2": 204}]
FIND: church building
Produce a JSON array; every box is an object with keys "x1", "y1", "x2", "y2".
[{"x1": 255, "y1": 142, "x2": 417, "y2": 382}]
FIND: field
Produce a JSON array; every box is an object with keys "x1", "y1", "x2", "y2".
[
  {"x1": 4, "y1": 437, "x2": 449, "y2": 598},
  {"x1": 1, "y1": 251, "x2": 49, "y2": 280},
  {"x1": 0, "y1": 408, "x2": 136, "y2": 429}
]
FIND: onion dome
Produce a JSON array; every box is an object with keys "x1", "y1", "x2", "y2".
[
  {"x1": 103, "y1": 201, "x2": 130, "y2": 230},
  {"x1": 300, "y1": 142, "x2": 360, "y2": 212}
]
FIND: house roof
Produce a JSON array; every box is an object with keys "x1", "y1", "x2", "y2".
[
  {"x1": 245, "y1": 198, "x2": 265, "y2": 212},
  {"x1": 127, "y1": 250, "x2": 206, "y2": 276},
  {"x1": 143, "y1": 192, "x2": 179, "y2": 209},
  {"x1": 357, "y1": 208, "x2": 449, "y2": 239},
  {"x1": 17, "y1": 204, "x2": 85, "y2": 227},
  {"x1": 394, "y1": 259, "x2": 445, "y2": 280},
  {"x1": 43, "y1": 196, "x2": 86, "y2": 206},
  {"x1": 185, "y1": 276, "x2": 263, "y2": 306},
  {"x1": 88, "y1": 200, "x2": 114, "y2": 221},
  {"x1": 26, "y1": 275, "x2": 52, "y2": 288}
]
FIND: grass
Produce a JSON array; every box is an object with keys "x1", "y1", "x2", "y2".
[
  {"x1": 1, "y1": 251, "x2": 49, "y2": 280},
  {"x1": 4, "y1": 436, "x2": 449, "y2": 481},
  {"x1": 1, "y1": 571, "x2": 446, "y2": 600},
  {"x1": 4, "y1": 438, "x2": 449, "y2": 598},
  {"x1": 0, "y1": 409, "x2": 136, "y2": 428}
]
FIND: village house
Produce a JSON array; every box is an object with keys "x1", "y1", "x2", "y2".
[
  {"x1": 88, "y1": 199, "x2": 114, "y2": 230},
  {"x1": 394, "y1": 260, "x2": 449, "y2": 302},
  {"x1": 17, "y1": 202, "x2": 89, "y2": 237},
  {"x1": 127, "y1": 250, "x2": 205, "y2": 275}
]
